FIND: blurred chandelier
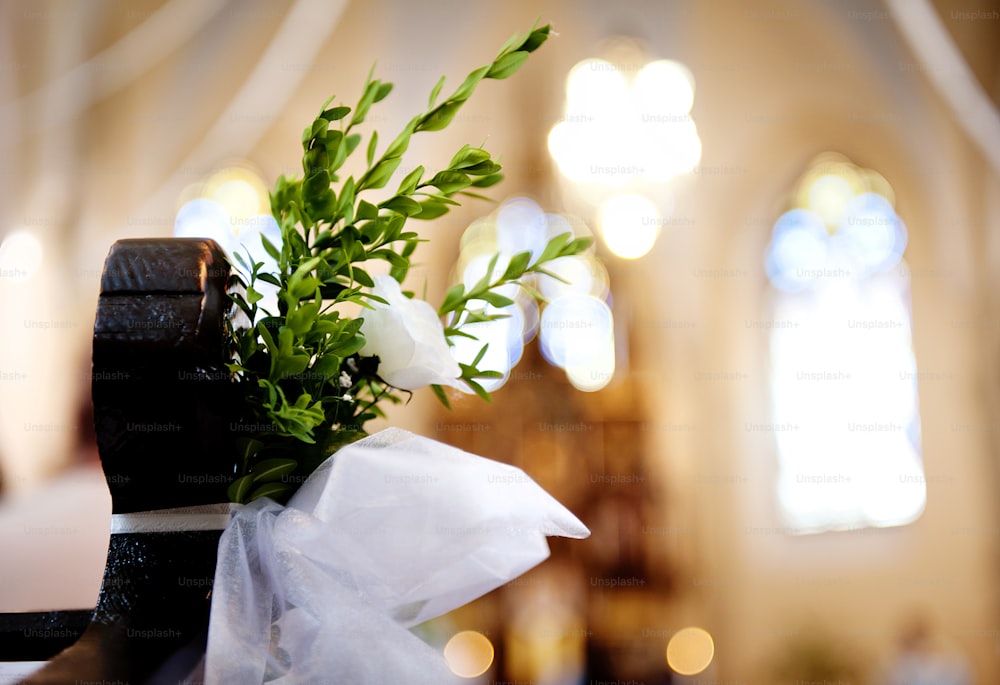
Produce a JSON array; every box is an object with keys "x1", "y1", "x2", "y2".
[{"x1": 548, "y1": 39, "x2": 702, "y2": 259}]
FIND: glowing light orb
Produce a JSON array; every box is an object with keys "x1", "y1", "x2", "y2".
[
  {"x1": 598, "y1": 194, "x2": 661, "y2": 259},
  {"x1": 540, "y1": 294, "x2": 613, "y2": 368},
  {"x1": 634, "y1": 59, "x2": 695, "y2": 114},
  {"x1": 0, "y1": 231, "x2": 43, "y2": 281},
  {"x1": 444, "y1": 630, "x2": 494, "y2": 678},
  {"x1": 666, "y1": 626, "x2": 715, "y2": 676}
]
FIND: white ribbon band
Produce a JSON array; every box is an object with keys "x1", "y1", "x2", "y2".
[
  {"x1": 0, "y1": 662, "x2": 47, "y2": 683},
  {"x1": 109, "y1": 503, "x2": 237, "y2": 534}
]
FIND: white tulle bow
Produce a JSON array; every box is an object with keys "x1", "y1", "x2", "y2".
[{"x1": 204, "y1": 428, "x2": 589, "y2": 684}]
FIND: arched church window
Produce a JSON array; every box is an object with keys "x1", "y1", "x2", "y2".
[{"x1": 763, "y1": 153, "x2": 925, "y2": 533}]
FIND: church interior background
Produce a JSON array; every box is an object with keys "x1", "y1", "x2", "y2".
[{"x1": 1, "y1": 0, "x2": 1000, "y2": 681}]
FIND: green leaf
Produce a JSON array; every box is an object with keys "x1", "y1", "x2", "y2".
[
  {"x1": 439, "y1": 283, "x2": 467, "y2": 315},
  {"x1": 351, "y1": 78, "x2": 382, "y2": 127},
  {"x1": 470, "y1": 173, "x2": 504, "y2": 188},
  {"x1": 352, "y1": 268, "x2": 375, "y2": 288},
  {"x1": 463, "y1": 377, "x2": 492, "y2": 402},
  {"x1": 380, "y1": 195, "x2": 423, "y2": 216},
  {"x1": 471, "y1": 343, "x2": 489, "y2": 367},
  {"x1": 462, "y1": 160, "x2": 501, "y2": 176},
  {"x1": 335, "y1": 176, "x2": 356, "y2": 223},
  {"x1": 366, "y1": 130, "x2": 378, "y2": 167},
  {"x1": 369, "y1": 249, "x2": 409, "y2": 269},
  {"x1": 334, "y1": 333, "x2": 365, "y2": 357},
  {"x1": 428, "y1": 75, "x2": 446, "y2": 108},
  {"x1": 564, "y1": 237, "x2": 594, "y2": 255},
  {"x1": 396, "y1": 165, "x2": 424, "y2": 195},
  {"x1": 251, "y1": 458, "x2": 299, "y2": 484},
  {"x1": 227, "y1": 474, "x2": 255, "y2": 504},
  {"x1": 374, "y1": 81, "x2": 393, "y2": 102},
  {"x1": 260, "y1": 233, "x2": 280, "y2": 262},
  {"x1": 357, "y1": 199, "x2": 379, "y2": 221},
  {"x1": 274, "y1": 351, "x2": 310, "y2": 381},
  {"x1": 238, "y1": 438, "x2": 264, "y2": 464},
  {"x1": 496, "y1": 30, "x2": 525, "y2": 58},
  {"x1": 478, "y1": 291, "x2": 515, "y2": 308},
  {"x1": 535, "y1": 232, "x2": 573, "y2": 265},
  {"x1": 384, "y1": 120, "x2": 416, "y2": 158},
  {"x1": 444, "y1": 327, "x2": 480, "y2": 341},
  {"x1": 519, "y1": 24, "x2": 551, "y2": 53},
  {"x1": 321, "y1": 106, "x2": 351, "y2": 121},
  {"x1": 415, "y1": 199, "x2": 451, "y2": 220},
  {"x1": 426, "y1": 170, "x2": 472, "y2": 194},
  {"x1": 472, "y1": 253, "x2": 500, "y2": 294},
  {"x1": 246, "y1": 286, "x2": 264, "y2": 305},
  {"x1": 449, "y1": 145, "x2": 492, "y2": 170},
  {"x1": 308, "y1": 117, "x2": 328, "y2": 142},
  {"x1": 416, "y1": 100, "x2": 463, "y2": 132},
  {"x1": 486, "y1": 50, "x2": 529, "y2": 80},
  {"x1": 345, "y1": 133, "x2": 362, "y2": 158},
  {"x1": 310, "y1": 353, "x2": 342, "y2": 379},
  {"x1": 359, "y1": 156, "x2": 402, "y2": 191},
  {"x1": 430, "y1": 383, "x2": 452, "y2": 409},
  {"x1": 452, "y1": 65, "x2": 490, "y2": 102},
  {"x1": 286, "y1": 301, "x2": 319, "y2": 336},
  {"x1": 247, "y1": 482, "x2": 294, "y2": 503},
  {"x1": 257, "y1": 321, "x2": 278, "y2": 356},
  {"x1": 502, "y1": 251, "x2": 532, "y2": 280}
]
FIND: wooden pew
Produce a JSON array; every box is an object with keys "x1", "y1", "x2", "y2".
[{"x1": 1, "y1": 239, "x2": 237, "y2": 683}]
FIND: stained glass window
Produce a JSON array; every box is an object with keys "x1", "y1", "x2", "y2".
[{"x1": 764, "y1": 154, "x2": 925, "y2": 533}]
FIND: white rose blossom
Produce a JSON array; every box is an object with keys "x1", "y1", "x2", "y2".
[{"x1": 359, "y1": 275, "x2": 463, "y2": 391}]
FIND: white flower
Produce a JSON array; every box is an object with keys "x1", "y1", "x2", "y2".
[{"x1": 359, "y1": 275, "x2": 463, "y2": 391}]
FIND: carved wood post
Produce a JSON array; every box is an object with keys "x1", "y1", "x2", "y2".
[{"x1": 20, "y1": 238, "x2": 237, "y2": 683}]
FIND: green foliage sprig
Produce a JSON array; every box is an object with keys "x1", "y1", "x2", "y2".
[{"x1": 225, "y1": 23, "x2": 592, "y2": 504}]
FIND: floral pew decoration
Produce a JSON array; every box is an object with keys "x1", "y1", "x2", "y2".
[{"x1": 170, "y1": 24, "x2": 596, "y2": 682}]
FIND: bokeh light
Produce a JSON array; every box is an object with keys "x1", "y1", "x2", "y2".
[
  {"x1": 549, "y1": 58, "x2": 703, "y2": 188},
  {"x1": 837, "y1": 192, "x2": 907, "y2": 274},
  {"x1": 598, "y1": 194, "x2": 661, "y2": 259},
  {"x1": 806, "y1": 173, "x2": 856, "y2": 227},
  {"x1": 174, "y1": 164, "x2": 279, "y2": 316},
  {"x1": 203, "y1": 165, "x2": 269, "y2": 220},
  {"x1": 444, "y1": 630, "x2": 495, "y2": 678},
  {"x1": 634, "y1": 59, "x2": 695, "y2": 114},
  {"x1": 565, "y1": 59, "x2": 628, "y2": 117},
  {"x1": 173, "y1": 164, "x2": 276, "y2": 282},
  {"x1": 539, "y1": 294, "x2": 613, "y2": 369},
  {"x1": 565, "y1": 331, "x2": 615, "y2": 392},
  {"x1": 0, "y1": 230, "x2": 44, "y2": 282},
  {"x1": 449, "y1": 199, "x2": 616, "y2": 384},
  {"x1": 174, "y1": 198, "x2": 231, "y2": 247},
  {"x1": 765, "y1": 155, "x2": 902, "y2": 291},
  {"x1": 536, "y1": 254, "x2": 610, "y2": 301},
  {"x1": 765, "y1": 209, "x2": 830, "y2": 292},
  {"x1": 666, "y1": 626, "x2": 715, "y2": 676},
  {"x1": 496, "y1": 197, "x2": 548, "y2": 263},
  {"x1": 450, "y1": 306, "x2": 524, "y2": 393},
  {"x1": 549, "y1": 50, "x2": 700, "y2": 258}
]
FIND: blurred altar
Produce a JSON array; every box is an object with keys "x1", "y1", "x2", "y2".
[{"x1": 1, "y1": 0, "x2": 1000, "y2": 681}]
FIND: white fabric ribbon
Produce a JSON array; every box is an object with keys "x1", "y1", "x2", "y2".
[
  {"x1": 109, "y1": 503, "x2": 237, "y2": 534},
  {"x1": 203, "y1": 428, "x2": 589, "y2": 684}
]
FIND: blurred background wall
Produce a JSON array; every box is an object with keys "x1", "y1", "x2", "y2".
[{"x1": 1, "y1": 0, "x2": 999, "y2": 681}]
